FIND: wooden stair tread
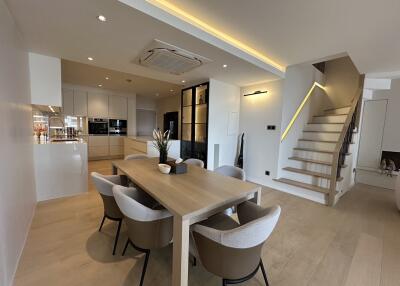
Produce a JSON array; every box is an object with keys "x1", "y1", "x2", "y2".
[
  {"x1": 283, "y1": 167, "x2": 343, "y2": 181},
  {"x1": 289, "y1": 157, "x2": 347, "y2": 168},
  {"x1": 307, "y1": 122, "x2": 344, "y2": 125},
  {"x1": 294, "y1": 147, "x2": 334, "y2": 154},
  {"x1": 314, "y1": 114, "x2": 348, "y2": 117},
  {"x1": 274, "y1": 178, "x2": 330, "y2": 194},
  {"x1": 299, "y1": 139, "x2": 338, "y2": 143},
  {"x1": 324, "y1": 105, "x2": 351, "y2": 111},
  {"x1": 303, "y1": 130, "x2": 341, "y2": 133}
]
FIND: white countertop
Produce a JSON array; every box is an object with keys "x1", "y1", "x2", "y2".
[
  {"x1": 33, "y1": 137, "x2": 87, "y2": 145},
  {"x1": 126, "y1": 135, "x2": 180, "y2": 143}
]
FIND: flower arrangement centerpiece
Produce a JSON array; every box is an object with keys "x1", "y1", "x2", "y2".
[{"x1": 152, "y1": 129, "x2": 171, "y2": 164}]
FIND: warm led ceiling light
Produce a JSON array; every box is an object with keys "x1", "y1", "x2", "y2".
[
  {"x1": 97, "y1": 15, "x2": 107, "y2": 22},
  {"x1": 146, "y1": 0, "x2": 284, "y2": 72},
  {"x1": 88, "y1": 57, "x2": 94, "y2": 61}
]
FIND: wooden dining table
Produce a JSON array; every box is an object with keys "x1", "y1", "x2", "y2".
[{"x1": 112, "y1": 158, "x2": 262, "y2": 286}]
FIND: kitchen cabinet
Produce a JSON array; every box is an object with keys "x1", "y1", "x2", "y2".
[
  {"x1": 109, "y1": 136, "x2": 125, "y2": 156},
  {"x1": 88, "y1": 93, "x2": 108, "y2": 118},
  {"x1": 73, "y1": 90, "x2": 88, "y2": 116},
  {"x1": 109, "y1": 95, "x2": 128, "y2": 119},
  {"x1": 62, "y1": 88, "x2": 74, "y2": 115},
  {"x1": 124, "y1": 137, "x2": 147, "y2": 157},
  {"x1": 88, "y1": 135, "x2": 109, "y2": 159}
]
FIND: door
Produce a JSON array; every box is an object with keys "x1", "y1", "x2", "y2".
[
  {"x1": 358, "y1": 99, "x2": 388, "y2": 168},
  {"x1": 136, "y1": 109, "x2": 156, "y2": 136},
  {"x1": 163, "y1": 111, "x2": 179, "y2": 139}
]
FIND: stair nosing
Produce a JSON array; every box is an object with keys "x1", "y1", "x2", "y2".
[
  {"x1": 303, "y1": 131, "x2": 341, "y2": 133},
  {"x1": 283, "y1": 166, "x2": 338, "y2": 180},
  {"x1": 299, "y1": 139, "x2": 338, "y2": 143},
  {"x1": 307, "y1": 122, "x2": 344, "y2": 125},
  {"x1": 273, "y1": 178, "x2": 330, "y2": 194},
  {"x1": 293, "y1": 147, "x2": 334, "y2": 154},
  {"x1": 314, "y1": 114, "x2": 348, "y2": 117},
  {"x1": 288, "y1": 157, "x2": 348, "y2": 168},
  {"x1": 324, "y1": 106, "x2": 351, "y2": 112}
]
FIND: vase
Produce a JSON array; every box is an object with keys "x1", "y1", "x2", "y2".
[
  {"x1": 159, "y1": 150, "x2": 168, "y2": 164},
  {"x1": 396, "y1": 174, "x2": 400, "y2": 211}
]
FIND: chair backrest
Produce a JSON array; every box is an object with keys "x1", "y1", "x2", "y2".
[
  {"x1": 113, "y1": 185, "x2": 173, "y2": 250},
  {"x1": 184, "y1": 158, "x2": 205, "y2": 168},
  {"x1": 124, "y1": 154, "x2": 148, "y2": 160},
  {"x1": 214, "y1": 165, "x2": 245, "y2": 181},
  {"x1": 113, "y1": 185, "x2": 171, "y2": 222},
  {"x1": 193, "y1": 202, "x2": 281, "y2": 249},
  {"x1": 91, "y1": 172, "x2": 125, "y2": 196}
]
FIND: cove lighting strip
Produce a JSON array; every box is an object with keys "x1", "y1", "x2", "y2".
[
  {"x1": 146, "y1": 0, "x2": 285, "y2": 72},
  {"x1": 280, "y1": 82, "x2": 325, "y2": 142}
]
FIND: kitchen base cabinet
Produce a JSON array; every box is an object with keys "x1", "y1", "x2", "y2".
[{"x1": 109, "y1": 136, "x2": 125, "y2": 156}]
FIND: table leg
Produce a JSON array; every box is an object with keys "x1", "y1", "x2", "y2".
[
  {"x1": 250, "y1": 187, "x2": 262, "y2": 205},
  {"x1": 112, "y1": 164, "x2": 118, "y2": 175},
  {"x1": 172, "y1": 215, "x2": 190, "y2": 286}
]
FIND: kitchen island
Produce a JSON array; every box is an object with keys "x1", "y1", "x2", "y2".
[
  {"x1": 33, "y1": 138, "x2": 88, "y2": 201},
  {"x1": 124, "y1": 136, "x2": 181, "y2": 159}
]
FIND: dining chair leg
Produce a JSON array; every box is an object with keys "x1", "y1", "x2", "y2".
[
  {"x1": 139, "y1": 250, "x2": 150, "y2": 286},
  {"x1": 98, "y1": 215, "x2": 106, "y2": 232},
  {"x1": 259, "y1": 259, "x2": 270, "y2": 286},
  {"x1": 122, "y1": 239, "x2": 130, "y2": 256},
  {"x1": 112, "y1": 219, "x2": 122, "y2": 255},
  {"x1": 222, "y1": 279, "x2": 227, "y2": 286}
]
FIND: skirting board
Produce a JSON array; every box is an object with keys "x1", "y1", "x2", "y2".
[{"x1": 247, "y1": 176, "x2": 326, "y2": 205}]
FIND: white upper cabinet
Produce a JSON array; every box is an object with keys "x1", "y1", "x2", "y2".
[
  {"x1": 88, "y1": 93, "x2": 108, "y2": 118},
  {"x1": 29, "y1": 53, "x2": 62, "y2": 106},
  {"x1": 109, "y1": 95, "x2": 128, "y2": 119},
  {"x1": 62, "y1": 88, "x2": 74, "y2": 115},
  {"x1": 73, "y1": 90, "x2": 88, "y2": 116}
]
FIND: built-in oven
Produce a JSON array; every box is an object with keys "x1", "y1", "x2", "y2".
[
  {"x1": 109, "y1": 119, "x2": 127, "y2": 136},
  {"x1": 88, "y1": 118, "x2": 109, "y2": 135}
]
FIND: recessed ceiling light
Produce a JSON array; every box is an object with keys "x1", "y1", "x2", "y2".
[
  {"x1": 223, "y1": 64, "x2": 228, "y2": 68},
  {"x1": 181, "y1": 80, "x2": 186, "y2": 83},
  {"x1": 88, "y1": 57, "x2": 94, "y2": 61},
  {"x1": 170, "y1": 89, "x2": 174, "y2": 92},
  {"x1": 105, "y1": 77, "x2": 109, "y2": 80},
  {"x1": 97, "y1": 15, "x2": 107, "y2": 22},
  {"x1": 155, "y1": 93, "x2": 159, "y2": 97},
  {"x1": 98, "y1": 84, "x2": 102, "y2": 87}
]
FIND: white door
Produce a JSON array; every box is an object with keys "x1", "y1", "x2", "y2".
[
  {"x1": 137, "y1": 109, "x2": 156, "y2": 136},
  {"x1": 358, "y1": 99, "x2": 387, "y2": 168}
]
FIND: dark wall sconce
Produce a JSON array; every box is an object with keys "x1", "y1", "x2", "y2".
[{"x1": 243, "y1": 90, "x2": 268, "y2": 96}]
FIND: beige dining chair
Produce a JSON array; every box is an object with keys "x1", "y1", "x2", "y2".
[
  {"x1": 191, "y1": 201, "x2": 281, "y2": 286},
  {"x1": 113, "y1": 185, "x2": 173, "y2": 286},
  {"x1": 91, "y1": 172, "x2": 128, "y2": 255},
  {"x1": 184, "y1": 158, "x2": 205, "y2": 168},
  {"x1": 125, "y1": 154, "x2": 148, "y2": 160}
]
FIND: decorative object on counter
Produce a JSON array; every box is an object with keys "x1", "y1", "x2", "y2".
[
  {"x1": 175, "y1": 158, "x2": 183, "y2": 164},
  {"x1": 396, "y1": 174, "x2": 400, "y2": 211},
  {"x1": 152, "y1": 129, "x2": 171, "y2": 164},
  {"x1": 166, "y1": 160, "x2": 187, "y2": 174},
  {"x1": 158, "y1": 163, "x2": 171, "y2": 174}
]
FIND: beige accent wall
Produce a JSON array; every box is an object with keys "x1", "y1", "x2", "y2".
[
  {"x1": 156, "y1": 94, "x2": 181, "y2": 138},
  {"x1": 324, "y1": 56, "x2": 361, "y2": 108},
  {"x1": 0, "y1": 1, "x2": 37, "y2": 285}
]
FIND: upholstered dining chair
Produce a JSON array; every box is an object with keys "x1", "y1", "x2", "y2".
[
  {"x1": 191, "y1": 201, "x2": 281, "y2": 286},
  {"x1": 214, "y1": 165, "x2": 246, "y2": 215},
  {"x1": 184, "y1": 158, "x2": 205, "y2": 168},
  {"x1": 91, "y1": 172, "x2": 128, "y2": 255},
  {"x1": 125, "y1": 154, "x2": 148, "y2": 160},
  {"x1": 113, "y1": 185, "x2": 173, "y2": 286}
]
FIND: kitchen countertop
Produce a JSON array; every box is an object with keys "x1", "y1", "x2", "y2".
[
  {"x1": 126, "y1": 136, "x2": 180, "y2": 143},
  {"x1": 33, "y1": 137, "x2": 87, "y2": 145}
]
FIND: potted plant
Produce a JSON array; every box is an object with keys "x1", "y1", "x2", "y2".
[{"x1": 153, "y1": 129, "x2": 171, "y2": 164}]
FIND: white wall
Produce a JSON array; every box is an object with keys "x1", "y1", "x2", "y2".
[
  {"x1": 136, "y1": 95, "x2": 157, "y2": 110},
  {"x1": 0, "y1": 1, "x2": 37, "y2": 285},
  {"x1": 240, "y1": 80, "x2": 283, "y2": 184},
  {"x1": 29, "y1": 52, "x2": 61, "y2": 106},
  {"x1": 208, "y1": 79, "x2": 240, "y2": 170}
]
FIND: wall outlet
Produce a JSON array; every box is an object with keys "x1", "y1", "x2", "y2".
[
  {"x1": 265, "y1": 170, "x2": 270, "y2": 176},
  {"x1": 267, "y1": 125, "x2": 276, "y2": 130}
]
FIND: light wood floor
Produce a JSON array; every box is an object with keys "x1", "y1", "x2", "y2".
[{"x1": 14, "y1": 160, "x2": 400, "y2": 286}]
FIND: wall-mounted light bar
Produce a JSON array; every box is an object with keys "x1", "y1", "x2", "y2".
[
  {"x1": 280, "y1": 82, "x2": 325, "y2": 142},
  {"x1": 48, "y1": 106, "x2": 55, "y2": 113},
  {"x1": 243, "y1": 90, "x2": 268, "y2": 96}
]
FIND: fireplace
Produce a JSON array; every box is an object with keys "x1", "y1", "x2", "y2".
[{"x1": 381, "y1": 151, "x2": 400, "y2": 171}]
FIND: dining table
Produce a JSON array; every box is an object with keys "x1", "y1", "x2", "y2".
[{"x1": 112, "y1": 158, "x2": 262, "y2": 286}]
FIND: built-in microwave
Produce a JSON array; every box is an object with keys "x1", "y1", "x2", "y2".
[
  {"x1": 88, "y1": 118, "x2": 108, "y2": 135},
  {"x1": 109, "y1": 119, "x2": 127, "y2": 135}
]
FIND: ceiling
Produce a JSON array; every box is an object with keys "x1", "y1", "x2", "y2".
[
  {"x1": 6, "y1": 0, "x2": 280, "y2": 90},
  {"x1": 62, "y1": 60, "x2": 181, "y2": 98},
  {"x1": 161, "y1": 0, "x2": 400, "y2": 76}
]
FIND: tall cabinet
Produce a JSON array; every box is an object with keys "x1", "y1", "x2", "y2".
[{"x1": 181, "y1": 82, "x2": 209, "y2": 167}]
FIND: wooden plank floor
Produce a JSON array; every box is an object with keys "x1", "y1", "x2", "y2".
[{"x1": 13, "y1": 160, "x2": 400, "y2": 286}]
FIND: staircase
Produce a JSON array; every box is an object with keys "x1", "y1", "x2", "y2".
[{"x1": 275, "y1": 105, "x2": 354, "y2": 203}]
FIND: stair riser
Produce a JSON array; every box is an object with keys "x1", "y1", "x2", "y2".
[
  {"x1": 302, "y1": 132, "x2": 340, "y2": 141},
  {"x1": 293, "y1": 150, "x2": 333, "y2": 162},
  {"x1": 289, "y1": 160, "x2": 332, "y2": 174},
  {"x1": 324, "y1": 107, "x2": 351, "y2": 115},
  {"x1": 304, "y1": 124, "x2": 344, "y2": 132},
  {"x1": 281, "y1": 170, "x2": 331, "y2": 188},
  {"x1": 312, "y1": 115, "x2": 347, "y2": 123},
  {"x1": 298, "y1": 141, "x2": 337, "y2": 152}
]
